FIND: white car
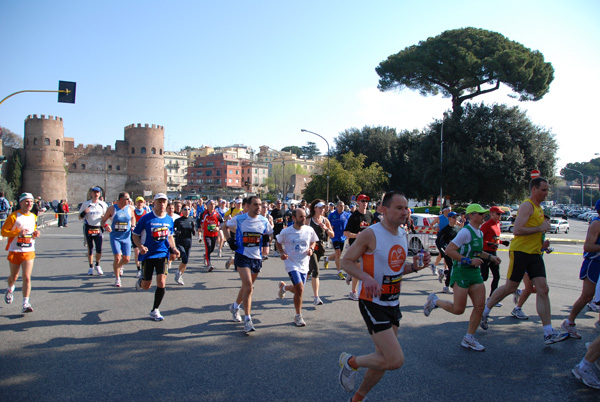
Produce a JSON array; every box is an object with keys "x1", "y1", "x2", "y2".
[{"x1": 549, "y1": 218, "x2": 569, "y2": 234}]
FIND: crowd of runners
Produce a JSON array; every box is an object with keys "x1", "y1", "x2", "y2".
[{"x1": 3, "y1": 177, "x2": 600, "y2": 399}]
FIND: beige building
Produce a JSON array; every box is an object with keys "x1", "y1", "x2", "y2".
[{"x1": 164, "y1": 151, "x2": 188, "y2": 194}]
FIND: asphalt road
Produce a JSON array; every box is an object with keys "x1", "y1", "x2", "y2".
[{"x1": 1, "y1": 217, "x2": 599, "y2": 401}]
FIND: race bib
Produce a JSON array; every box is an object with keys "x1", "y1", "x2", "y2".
[
  {"x1": 207, "y1": 224, "x2": 217, "y2": 232},
  {"x1": 152, "y1": 226, "x2": 169, "y2": 242},
  {"x1": 380, "y1": 274, "x2": 403, "y2": 302},
  {"x1": 360, "y1": 221, "x2": 370, "y2": 229},
  {"x1": 242, "y1": 232, "x2": 261, "y2": 247},
  {"x1": 88, "y1": 228, "x2": 101, "y2": 236},
  {"x1": 17, "y1": 234, "x2": 33, "y2": 248},
  {"x1": 115, "y1": 222, "x2": 128, "y2": 232},
  {"x1": 275, "y1": 218, "x2": 284, "y2": 224}
]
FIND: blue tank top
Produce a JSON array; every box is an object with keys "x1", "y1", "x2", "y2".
[
  {"x1": 438, "y1": 215, "x2": 449, "y2": 233},
  {"x1": 111, "y1": 204, "x2": 132, "y2": 240},
  {"x1": 584, "y1": 216, "x2": 600, "y2": 260}
]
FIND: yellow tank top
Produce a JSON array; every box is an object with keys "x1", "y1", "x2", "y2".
[{"x1": 509, "y1": 199, "x2": 543, "y2": 255}]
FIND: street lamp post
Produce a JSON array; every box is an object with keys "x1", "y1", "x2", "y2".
[
  {"x1": 300, "y1": 129, "x2": 330, "y2": 202},
  {"x1": 439, "y1": 112, "x2": 448, "y2": 208},
  {"x1": 564, "y1": 167, "x2": 584, "y2": 206}
]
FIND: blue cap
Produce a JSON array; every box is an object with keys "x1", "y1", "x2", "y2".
[
  {"x1": 91, "y1": 186, "x2": 102, "y2": 192},
  {"x1": 595, "y1": 199, "x2": 600, "y2": 212},
  {"x1": 448, "y1": 212, "x2": 458, "y2": 218}
]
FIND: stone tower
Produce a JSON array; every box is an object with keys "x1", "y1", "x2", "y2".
[
  {"x1": 124, "y1": 123, "x2": 166, "y2": 198},
  {"x1": 22, "y1": 114, "x2": 67, "y2": 201}
]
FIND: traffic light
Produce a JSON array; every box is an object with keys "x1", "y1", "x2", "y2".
[{"x1": 58, "y1": 81, "x2": 76, "y2": 104}]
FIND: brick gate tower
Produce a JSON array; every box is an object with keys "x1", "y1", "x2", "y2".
[{"x1": 124, "y1": 123, "x2": 166, "y2": 198}]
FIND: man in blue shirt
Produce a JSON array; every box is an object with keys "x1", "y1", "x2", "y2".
[
  {"x1": 328, "y1": 201, "x2": 351, "y2": 280},
  {"x1": 132, "y1": 193, "x2": 180, "y2": 321}
]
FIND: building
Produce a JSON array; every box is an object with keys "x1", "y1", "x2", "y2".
[
  {"x1": 164, "y1": 151, "x2": 188, "y2": 195},
  {"x1": 241, "y1": 160, "x2": 269, "y2": 195},
  {"x1": 185, "y1": 152, "x2": 242, "y2": 193}
]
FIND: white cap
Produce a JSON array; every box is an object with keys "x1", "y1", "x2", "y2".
[
  {"x1": 154, "y1": 193, "x2": 168, "y2": 201},
  {"x1": 19, "y1": 192, "x2": 34, "y2": 203}
]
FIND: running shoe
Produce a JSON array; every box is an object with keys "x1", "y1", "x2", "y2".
[
  {"x1": 244, "y1": 318, "x2": 256, "y2": 333},
  {"x1": 22, "y1": 303, "x2": 33, "y2": 313},
  {"x1": 324, "y1": 257, "x2": 329, "y2": 269},
  {"x1": 348, "y1": 292, "x2": 358, "y2": 301},
  {"x1": 345, "y1": 274, "x2": 352, "y2": 285},
  {"x1": 278, "y1": 282, "x2": 286, "y2": 299},
  {"x1": 120, "y1": 267, "x2": 124, "y2": 276},
  {"x1": 87, "y1": 267, "x2": 94, "y2": 275},
  {"x1": 442, "y1": 286, "x2": 453, "y2": 294},
  {"x1": 114, "y1": 278, "x2": 121, "y2": 287},
  {"x1": 176, "y1": 275, "x2": 184, "y2": 286},
  {"x1": 338, "y1": 352, "x2": 357, "y2": 392},
  {"x1": 208, "y1": 266, "x2": 214, "y2": 272},
  {"x1": 262, "y1": 255, "x2": 268, "y2": 261},
  {"x1": 544, "y1": 331, "x2": 569, "y2": 345},
  {"x1": 230, "y1": 304, "x2": 242, "y2": 322},
  {"x1": 561, "y1": 320, "x2": 582, "y2": 339},
  {"x1": 174, "y1": 271, "x2": 181, "y2": 284},
  {"x1": 461, "y1": 336, "x2": 485, "y2": 351},
  {"x1": 337, "y1": 271, "x2": 346, "y2": 280},
  {"x1": 437, "y1": 268, "x2": 444, "y2": 283},
  {"x1": 135, "y1": 270, "x2": 142, "y2": 279},
  {"x1": 314, "y1": 296, "x2": 324, "y2": 306},
  {"x1": 480, "y1": 315, "x2": 489, "y2": 330},
  {"x1": 5, "y1": 289, "x2": 13, "y2": 304},
  {"x1": 588, "y1": 302, "x2": 600, "y2": 313},
  {"x1": 430, "y1": 263, "x2": 436, "y2": 275},
  {"x1": 218, "y1": 249, "x2": 222, "y2": 257},
  {"x1": 423, "y1": 294, "x2": 438, "y2": 317},
  {"x1": 135, "y1": 277, "x2": 143, "y2": 291},
  {"x1": 572, "y1": 364, "x2": 600, "y2": 389},
  {"x1": 225, "y1": 258, "x2": 233, "y2": 269},
  {"x1": 95, "y1": 266, "x2": 104, "y2": 275},
  {"x1": 513, "y1": 289, "x2": 522, "y2": 305},
  {"x1": 150, "y1": 309, "x2": 164, "y2": 321},
  {"x1": 511, "y1": 307, "x2": 528, "y2": 320},
  {"x1": 294, "y1": 314, "x2": 306, "y2": 327}
]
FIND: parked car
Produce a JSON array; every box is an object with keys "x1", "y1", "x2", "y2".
[
  {"x1": 551, "y1": 208, "x2": 565, "y2": 217},
  {"x1": 587, "y1": 212, "x2": 598, "y2": 223},
  {"x1": 579, "y1": 211, "x2": 596, "y2": 220},
  {"x1": 411, "y1": 213, "x2": 438, "y2": 229},
  {"x1": 549, "y1": 218, "x2": 569, "y2": 234}
]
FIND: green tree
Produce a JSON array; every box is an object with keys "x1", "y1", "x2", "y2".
[
  {"x1": 376, "y1": 27, "x2": 554, "y2": 117},
  {"x1": 303, "y1": 151, "x2": 387, "y2": 203},
  {"x1": 1, "y1": 126, "x2": 23, "y2": 148},
  {"x1": 281, "y1": 145, "x2": 303, "y2": 157},
  {"x1": 334, "y1": 126, "x2": 398, "y2": 174},
  {"x1": 301, "y1": 142, "x2": 320, "y2": 159},
  {"x1": 5, "y1": 149, "x2": 22, "y2": 197},
  {"x1": 409, "y1": 103, "x2": 558, "y2": 204}
]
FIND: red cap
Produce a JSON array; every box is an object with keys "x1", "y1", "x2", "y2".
[
  {"x1": 357, "y1": 194, "x2": 370, "y2": 202},
  {"x1": 489, "y1": 206, "x2": 504, "y2": 214}
]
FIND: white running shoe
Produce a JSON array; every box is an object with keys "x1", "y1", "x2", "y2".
[
  {"x1": 244, "y1": 318, "x2": 256, "y2": 333},
  {"x1": 572, "y1": 364, "x2": 600, "y2": 389},
  {"x1": 225, "y1": 258, "x2": 233, "y2": 269},
  {"x1": 561, "y1": 320, "x2": 582, "y2": 339},
  {"x1": 119, "y1": 267, "x2": 124, "y2": 276},
  {"x1": 423, "y1": 294, "x2": 438, "y2": 317},
  {"x1": 230, "y1": 304, "x2": 242, "y2": 322},
  {"x1": 150, "y1": 309, "x2": 164, "y2": 321},
  {"x1": 511, "y1": 307, "x2": 528, "y2": 320},
  {"x1": 437, "y1": 267, "x2": 444, "y2": 283},
  {"x1": 22, "y1": 303, "x2": 33, "y2": 313},
  {"x1": 338, "y1": 352, "x2": 357, "y2": 392},
  {"x1": 135, "y1": 270, "x2": 142, "y2": 279},
  {"x1": 5, "y1": 290, "x2": 13, "y2": 304},
  {"x1": 294, "y1": 314, "x2": 306, "y2": 327},
  {"x1": 95, "y1": 266, "x2": 104, "y2": 275},
  {"x1": 442, "y1": 286, "x2": 453, "y2": 294},
  {"x1": 218, "y1": 249, "x2": 222, "y2": 257},
  {"x1": 314, "y1": 296, "x2": 324, "y2": 306},
  {"x1": 114, "y1": 278, "x2": 121, "y2": 287},
  {"x1": 87, "y1": 267, "x2": 94, "y2": 276},
  {"x1": 278, "y1": 282, "x2": 286, "y2": 299},
  {"x1": 544, "y1": 331, "x2": 569, "y2": 345},
  {"x1": 348, "y1": 292, "x2": 358, "y2": 301},
  {"x1": 461, "y1": 336, "x2": 485, "y2": 351}
]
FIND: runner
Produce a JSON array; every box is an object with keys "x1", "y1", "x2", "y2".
[
  {"x1": 344, "y1": 194, "x2": 373, "y2": 301},
  {"x1": 276, "y1": 207, "x2": 318, "y2": 326},
  {"x1": 328, "y1": 201, "x2": 351, "y2": 280},
  {"x1": 434, "y1": 211, "x2": 460, "y2": 294},
  {"x1": 480, "y1": 206, "x2": 511, "y2": 305},
  {"x1": 133, "y1": 197, "x2": 150, "y2": 278},
  {"x1": 270, "y1": 200, "x2": 286, "y2": 258},
  {"x1": 561, "y1": 199, "x2": 600, "y2": 338},
  {"x1": 424, "y1": 204, "x2": 501, "y2": 351},
  {"x1": 132, "y1": 193, "x2": 180, "y2": 321},
  {"x1": 2, "y1": 193, "x2": 41, "y2": 313},
  {"x1": 79, "y1": 186, "x2": 109, "y2": 276},
  {"x1": 223, "y1": 198, "x2": 244, "y2": 269},
  {"x1": 101, "y1": 192, "x2": 136, "y2": 287},
  {"x1": 215, "y1": 199, "x2": 229, "y2": 257},
  {"x1": 338, "y1": 191, "x2": 430, "y2": 401},
  {"x1": 225, "y1": 196, "x2": 273, "y2": 334},
  {"x1": 307, "y1": 199, "x2": 334, "y2": 306},
  {"x1": 200, "y1": 200, "x2": 222, "y2": 272},
  {"x1": 480, "y1": 178, "x2": 568, "y2": 345},
  {"x1": 260, "y1": 201, "x2": 273, "y2": 260},
  {"x1": 173, "y1": 203, "x2": 197, "y2": 284}
]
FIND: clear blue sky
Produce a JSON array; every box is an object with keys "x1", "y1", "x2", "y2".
[{"x1": 1, "y1": 0, "x2": 599, "y2": 173}]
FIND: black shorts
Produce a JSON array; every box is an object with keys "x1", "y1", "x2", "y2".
[
  {"x1": 141, "y1": 257, "x2": 167, "y2": 281},
  {"x1": 234, "y1": 252, "x2": 262, "y2": 274},
  {"x1": 333, "y1": 240, "x2": 345, "y2": 252},
  {"x1": 359, "y1": 299, "x2": 402, "y2": 335},
  {"x1": 507, "y1": 251, "x2": 546, "y2": 282}
]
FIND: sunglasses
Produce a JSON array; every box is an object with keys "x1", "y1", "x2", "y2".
[{"x1": 182, "y1": 208, "x2": 190, "y2": 210}]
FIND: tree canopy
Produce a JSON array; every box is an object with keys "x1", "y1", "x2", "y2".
[
  {"x1": 1, "y1": 126, "x2": 23, "y2": 148},
  {"x1": 376, "y1": 27, "x2": 554, "y2": 117},
  {"x1": 281, "y1": 145, "x2": 302, "y2": 157},
  {"x1": 301, "y1": 142, "x2": 320, "y2": 159}
]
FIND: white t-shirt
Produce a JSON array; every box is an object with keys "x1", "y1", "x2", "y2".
[
  {"x1": 450, "y1": 224, "x2": 483, "y2": 249},
  {"x1": 276, "y1": 225, "x2": 318, "y2": 274},
  {"x1": 79, "y1": 200, "x2": 109, "y2": 227}
]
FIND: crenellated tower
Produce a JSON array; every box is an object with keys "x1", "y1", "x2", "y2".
[
  {"x1": 124, "y1": 123, "x2": 166, "y2": 198},
  {"x1": 22, "y1": 114, "x2": 67, "y2": 201}
]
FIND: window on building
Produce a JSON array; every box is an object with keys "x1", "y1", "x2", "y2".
[
  {"x1": 216, "y1": 170, "x2": 220, "y2": 176},
  {"x1": 34, "y1": 138, "x2": 38, "y2": 145},
  {"x1": 235, "y1": 179, "x2": 239, "y2": 183},
  {"x1": 44, "y1": 138, "x2": 50, "y2": 145},
  {"x1": 141, "y1": 147, "x2": 146, "y2": 154},
  {"x1": 159, "y1": 149, "x2": 162, "y2": 155},
  {"x1": 116, "y1": 165, "x2": 121, "y2": 171},
  {"x1": 151, "y1": 147, "x2": 156, "y2": 154},
  {"x1": 81, "y1": 164, "x2": 86, "y2": 169},
  {"x1": 56, "y1": 139, "x2": 61, "y2": 146},
  {"x1": 229, "y1": 170, "x2": 232, "y2": 174},
  {"x1": 206, "y1": 170, "x2": 212, "y2": 176},
  {"x1": 131, "y1": 147, "x2": 135, "y2": 154},
  {"x1": 72, "y1": 163, "x2": 76, "y2": 169},
  {"x1": 108, "y1": 165, "x2": 112, "y2": 170},
  {"x1": 228, "y1": 179, "x2": 232, "y2": 183},
  {"x1": 236, "y1": 170, "x2": 239, "y2": 175}
]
